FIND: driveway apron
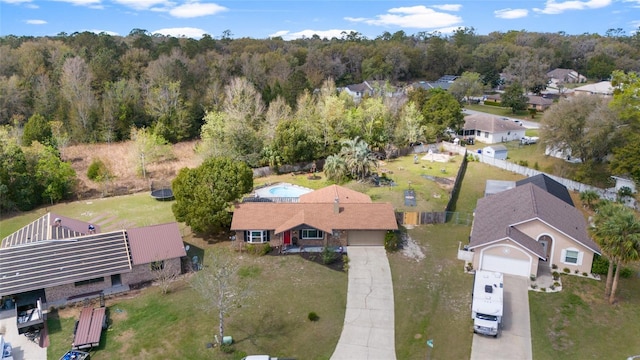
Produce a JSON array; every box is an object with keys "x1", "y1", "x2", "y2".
[
  {"x1": 331, "y1": 246, "x2": 396, "y2": 360},
  {"x1": 470, "y1": 275, "x2": 532, "y2": 360}
]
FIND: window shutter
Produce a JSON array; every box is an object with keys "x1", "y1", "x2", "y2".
[
  {"x1": 244, "y1": 231, "x2": 249, "y2": 242},
  {"x1": 560, "y1": 249, "x2": 566, "y2": 263},
  {"x1": 577, "y1": 251, "x2": 583, "y2": 266}
]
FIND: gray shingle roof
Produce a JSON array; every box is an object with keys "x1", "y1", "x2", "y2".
[
  {"x1": 0, "y1": 230, "x2": 132, "y2": 297},
  {"x1": 516, "y1": 174, "x2": 574, "y2": 206},
  {"x1": 469, "y1": 183, "x2": 599, "y2": 255}
]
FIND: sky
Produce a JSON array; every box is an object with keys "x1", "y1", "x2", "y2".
[{"x1": 1, "y1": 0, "x2": 639, "y2": 40}]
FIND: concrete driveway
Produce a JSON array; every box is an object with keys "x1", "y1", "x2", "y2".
[
  {"x1": 331, "y1": 246, "x2": 396, "y2": 360},
  {"x1": 0, "y1": 310, "x2": 47, "y2": 360},
  {"x1": 470, "y1": 275, "x2": 532, "y2": 360}
]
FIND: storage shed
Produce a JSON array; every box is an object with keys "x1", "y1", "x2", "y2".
[{"x1": 482, "y1": 145, "x2": 508, "y2": 160}]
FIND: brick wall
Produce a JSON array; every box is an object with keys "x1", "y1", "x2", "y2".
[
  {"x1": 45, "y1": 276, "x2": 113, "y2": 303},
  {"x1": 120, "y1": 258, "x2": 181, "y2": 287}
]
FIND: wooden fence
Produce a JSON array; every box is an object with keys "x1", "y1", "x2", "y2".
[{"x1": 396, "y1": 211, "x2": 472, "y2": 226}]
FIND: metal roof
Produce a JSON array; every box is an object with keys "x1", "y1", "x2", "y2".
[
  {"x1": 127, "y1": 223, "x2": 186, "y2": 265},
  {"x1": 0, "y1": 230, "x2": 132, "y2": 297},
  {"x1": 1, "y1": 213, "x2": 100, "y2": 248}
]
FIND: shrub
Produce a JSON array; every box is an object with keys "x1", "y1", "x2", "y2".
[
  {"x1": 219, "y1": 344, "x2": 235, "y2": 354},
  {"x1": 574, "y1": 269, "x2": 579, "y2": 274},
  {"x1": 582, "y1": 272, "x2": 588, "y2": 277},
  {"x1": 384, "y1": 231, "x2": 400, "y2": 252},
  {"x1": 540, "y1": 287, "x2": 546, "y2": 292},
  {"x1": 246, "y1": 243, "x2": 271, "y2": 256},
  {"x1": 552, "y1": 271, "x2": 560, "y2": 280},
  {"x1": 518, "y1": 160, "x2": 529, "y2": 167},
  {"x1": 552, "y1": 264, "x2": 558, "y2": 270},
  {"x1": 590, "y1": 254, "x2": 609, "y2": 275},
  {"x1": 308, "y1": 312, "x2": 319, "y2": 321},
  {"x1": 533, "y1": 162, "x2": 539, "y2": 170},
  {"x1": 87, "y1": 158, "x2": 110, "y2": 181},
  {"x1": 342, "y1": 255, "x2": 350, "y2": 272},
  {"x1": 531, "y1": 284, "x2": 537, "y2": 289},
  {"x1": 322, "y1": 247, "x2": 338, "y2": 265},
  {"x1": 553, "y1": 281, "x2": 561, "y2": 288},
  {"x1": 530, "y1": 274, "x2": 536, "y2": 281},
  {"x1": 620, "y1": 267, "x2": 634, "y2": 279},
  {"x1": 550, "y1": 285, "x2": 555, "y2": 290},
  {"x1": 563, "y1": 267, "x2": 570, "y2": 273}
]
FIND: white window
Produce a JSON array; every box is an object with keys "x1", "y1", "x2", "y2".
[
  {"x1": 245, "y1": 230, "x2": 270, "y2": 243},
  {"x1": 561, "y1": 248, "x2": 583, "y2": 265},
  {"x1": 301, "y1": 229, "x2": 323, "y2": 239}
]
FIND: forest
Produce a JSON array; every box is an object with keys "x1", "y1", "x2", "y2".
[{"x1": 1, "y1": 27, "x2": 640, "y2": 211}]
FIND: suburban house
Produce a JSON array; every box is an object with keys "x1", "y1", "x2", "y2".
[
  {"x1": 409, "y1": 75, "x2": 459, "y2": 92},
  {"x1": 461, "y1": 113, "x2": 525, "y2": 144},
  {"x1": 482, "y1": 145, "x2": 508, "y2": 160},
  {"x1": 230, "y1": 185, "x2": 398, "y2": 247},
  {"x1": 573, "y1": 81, "x2": 614, "y2": 97},
  {"x1": 547, "y1": 68, "x2": 586, "y2": 84},
  {"x1": 526, "y1": 95, "x2": 554, "y2": 111},
  {"x1": 467, "y1": 180, "x2": 600, "y2": 278},
  {"x1": 483, "y1": 174, "x2": 575, "y2": 204},
  {"x1": 0, "y1": 213, "x2": 186, "y2": 307},
  {"x1": 341, "y1": 80, "x2": 403, "y2": 102}
]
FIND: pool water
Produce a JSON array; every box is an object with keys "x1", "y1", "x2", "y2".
[{"x1": 255, "y1": 183, "x2": 313, "y2": 198}]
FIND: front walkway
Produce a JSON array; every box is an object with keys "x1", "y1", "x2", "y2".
[{"x1": 331, "y1": 246, "x2": 396, "y2": 360}]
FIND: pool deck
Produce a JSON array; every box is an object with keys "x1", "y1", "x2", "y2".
[{"x1": 253, "y1": 182, "x2": 313, "y2": 198}]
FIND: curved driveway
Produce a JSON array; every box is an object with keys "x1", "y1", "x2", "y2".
[{"x1": 331, "y1": 246, "x2": 396, "y2": 360}]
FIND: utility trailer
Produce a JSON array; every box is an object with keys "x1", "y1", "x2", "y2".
[{"x1": 16, "y1": 298, "x2": 44, "y2": 336}]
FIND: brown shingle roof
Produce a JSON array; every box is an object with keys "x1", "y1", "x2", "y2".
[
  {"x1": 469, "y1": 183, "x2": 599, "y2": 255},
  {"x1": 463, "y1": 113, "x2": 522, "y2": 133},
  {"x1": 299, "y1": 185, "x2": 372, "y2": 204},
  {"x1": 231, "y1": 202, "x2": 398, "y2": 234},
  {"x1": 127, "y1": 223, "x2": 186, "y2": 265}
]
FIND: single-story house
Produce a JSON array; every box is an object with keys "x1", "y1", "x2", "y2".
[
  {"x1": 0, "y1": 213, "x2": 186, "y2": 306},
  {"x1": 467, "y1": 182, "x2": 600, "y2": 278},
  {"x1": 410, "y1": 75, "x2": 459, "y2": 92},
  {"x1": 573, "y1": 81, "x2": 614, "y2": 97},
  {"x1": 230, "y1": 185, "x2": 398, "y2": 247},
  {"x1": 527, "y1": 95, "x2": 554, "y2": 111},
  {"x1": 461, "y1": 113, "x2": 525, "y2": 144},
  {"x1": 482, "y1": 145, "x2": 508, "y2": 160},
  {"x1": 547, "y1": 68, "x2": 586, "y2": 84}
]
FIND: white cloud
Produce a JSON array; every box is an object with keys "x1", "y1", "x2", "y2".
[
  {"x1": 533, "y1": 0, "x2": 612, "y2": 15},
  {"x1": 630, "y1": 20, "x2": 640, "y2": 28},
  {"x1": 345, "y1": 5, "x2": 462, "y2": 29},
  {"x1": 54, "y1": 0, "x2": 102, "y2": 6},
  {"x1": 495, "y1": 8, "x2": 529, "y2": 19},
  {"x1": 113, "y1": 0, "x2": 172, "y2": 11},
  {"x1": 269, "y1": 29, "x2": 355, "y2": 41},
  {"x1": 432, "y1": 4, "x2": 462, "y2": 11},
  {"x1": 169, "y1": 2, "x2": 227, "y2": 18},
  {"x1": 25, "y1": 19, "x2": 47, "y2": 24},
  {"x1": 152, "y1": 27, "x2": 209, "y2": 38}
]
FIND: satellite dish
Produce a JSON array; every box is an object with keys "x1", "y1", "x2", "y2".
[{"x1": 184, "y1": 245, "x2": 190, "y2": 251}]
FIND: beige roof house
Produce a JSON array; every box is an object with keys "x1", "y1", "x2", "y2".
[
  {"x1": 573, "y1": 81, "x2": 614, "y2": 97},
  {"x1": 467, "y1": 182, "x2": 600, "y2": 278},
  {"x1": 231, "y1": 185, "x2": 398, "y2": 247},
  {"x1": 462, "y1": 113, "x2": 525, "y2": 144}
]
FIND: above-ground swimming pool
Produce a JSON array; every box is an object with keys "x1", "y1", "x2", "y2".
[{"x1": 254, "y1": 183, "x2": 313, "y2": 198}]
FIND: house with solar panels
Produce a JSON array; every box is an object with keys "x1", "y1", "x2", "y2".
[{"x1": 0, "y1": 213, "x2": 186, "y2": 308}]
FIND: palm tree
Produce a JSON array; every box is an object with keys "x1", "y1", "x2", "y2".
[
  {"x1": 591, "y1": 202, "x2": 640, "y2": 303},
  {"x1": 580, "y1": 189, "x2": 600, "y2": 210},
  {"x1": 339, "y1": 137, "x2": 378, "y2": 181},
  {"x1": 323, "y1": 154, "x2": 348, "y2": 183}
]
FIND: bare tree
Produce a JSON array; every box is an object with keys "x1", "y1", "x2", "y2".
[
  {"x1": 152, "y1": 258, "x2": 180, "y2": 295},
  {"x1": 60, "y1": 56, "x2": 96, "y2": 138},
  {"x1": 190, "y1": 248, "x2": 250, "y2": 346}
]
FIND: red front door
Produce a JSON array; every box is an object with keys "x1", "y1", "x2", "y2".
[{"x1": 283, "y1": 231, "x2": 291, "y2": 245}]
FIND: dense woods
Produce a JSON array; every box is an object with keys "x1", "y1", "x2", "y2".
[{"x1": 1, "y1": 28, "x2": 640, "y2": 211}]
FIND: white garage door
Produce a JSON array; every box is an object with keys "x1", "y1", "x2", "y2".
[{"x1": 481, "y1": 254, "x2": 530, "y2": 277}]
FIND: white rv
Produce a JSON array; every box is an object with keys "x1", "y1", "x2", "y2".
[{"x1": 471, "y1": 270, "x2": 504, "y2": 337}]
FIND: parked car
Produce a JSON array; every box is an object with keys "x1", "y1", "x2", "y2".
[
  {"x1": 520, "y1": 136, "x2": 539, "y2": 145},
  {"x1": 513, "y1": 119, "x2": 523, "y2": 126}
]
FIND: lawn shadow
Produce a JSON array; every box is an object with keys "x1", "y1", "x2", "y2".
[
  {"x1": 232, "y1": 309, "x2": 297, "y2": 346},
  {"x1": 46, "y1": 309, "x2": 63, "y2": 334}
]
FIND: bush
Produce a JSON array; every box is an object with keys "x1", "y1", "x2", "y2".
[
  {"x1": 87, "y1": 158, "x2": 110, "y2": 181},
  {"x1": 342, "y1": 255, "x2": 350, "y2": 272},
  {"x1": 518, "y1": 160, "x2": 529, "y2": 167},
  {"x1": 533, "y1": 162, "x2": 539, "y2": 170},
  {"x1": 219, "y1": 344, "x2": 235, "y2": 354},
  {"x1": 540, "y1": 287, "x2": 546, "y2": 292},
  {"x1": 553, "y1": 281, "x2": 561, "y2": 288},
  {"x1": 590, "y1": 254, "x2": 609, "y2": 275},
  {"x1": 582, "y1": 272, "x2": 588, "y2": 277},
  {"x1": 552, "y1": 271, "x2": 560, "y2": 280},
  {"x1": 620, "y1": 267, "x2": 634, "y2": 279},
  {"x1": 321, "y1": 246, "x2": 338, "y2": 265},
  {"x1": 530, "y1": 274, "x2": 536, "y2": 281},
  {"x1": 530, "y1": 284, "x2": 537, "y2": 289},
  {"x1": 563, "y1": 267, "x2": 570, "y2": 273},
  {"x1": 308, "y1": 312, "x2": 319, "y2": 321},
  {"x1": 245, "y1": 243, "x2": 272, "y2": 256},
  {"x1": 552, "y1": 264, "x2": 558, "y2": 270},
  {"x1": 384, "y1": 231, "x2": 400, "y2": 252},
  {"x1": 574, "y1": 269, "x2": 579, "y2": 274}
]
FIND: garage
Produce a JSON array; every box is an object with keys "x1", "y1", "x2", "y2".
[
  {"x1": 348, "y1": 230, "x2": 385, "y2": 246},
  {"x1": 480, "y1": 254, "x2": 530, "y2": 277}
]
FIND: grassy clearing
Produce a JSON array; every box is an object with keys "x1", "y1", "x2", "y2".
[
  {"x1": 391, "y1": 224, "x2": 474, "y2": 359},
  {"x1": 465, "y1": 104, "x2": 534, "y2": 120},
  {"x1": 47, "y1": 250, "x2": 347, "y2": 360},
  {"x1": 529, "y1": 270, "x2": 640, "y2": 359}
]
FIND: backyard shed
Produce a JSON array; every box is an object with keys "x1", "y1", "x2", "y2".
[{"x1": 482, "y1": 145, "x2": 508, "y2": 160}]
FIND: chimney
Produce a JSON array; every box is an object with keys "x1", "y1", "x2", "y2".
[{"x1": 334, "y1": 196, "x2": 340, "y2": 214}]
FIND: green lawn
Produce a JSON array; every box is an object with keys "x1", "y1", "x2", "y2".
[{"x1": 465, "y1": 103, "x2": 536, "y2": 121}]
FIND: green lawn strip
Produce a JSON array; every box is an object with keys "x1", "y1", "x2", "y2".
[
  {"x1": 529, "y1": 273, "x2": 640, "y2": 359},
  {"x1": 465, "y1": 104, "x2": 535, "y2": 121},
  {"x1": 390, "y1": 224, "x2": 474, "y2": 359}
]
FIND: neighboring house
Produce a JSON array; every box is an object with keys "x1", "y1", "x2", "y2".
[
  {"x1": 526, "y1": 95, "x2": 554, "y2": 111},
  {"x1": 341, "y1": 80, "x2": 403, "y2": 102},
  {"x1": 467, "y1": 182, "x2": 600, "y2": 278},
  {"x1": 482, "y1": 145, "x2": 508, "y2": 160},
  {"x1": 230, "y1": 185, "x2": 398, "y2": 247},
  {"x1": 461, "y1": 113, "x2": 525, "y2": 144},
  {"x1": 342, "y1": 81, "x2": 374, "y2": 101},
  {"x1": 547, "y1": 68, "x2": 586, "y2": 84},
  {"x1": 572, "y1": 81, "x2": 614, "y2": 97},
  {"x1": 410, "y1": 75, "x2": 459, "y2": 92},
  {"x1": 0, "y1": 213, "x2": 186, "y2": 306}
]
